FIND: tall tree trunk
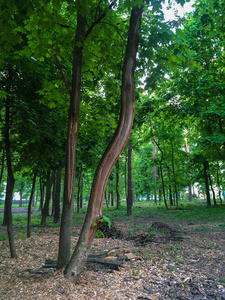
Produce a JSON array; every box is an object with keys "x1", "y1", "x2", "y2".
[
  {"x1": 127, "y1": 133, "x2": 133, "y2": 216},
  {"x1": 116, "y1": 160, "x2": 120, "y2": 209},
  {"x1": 57, "y1": 13, "x2": 86, "y2": 269},
  {"x1": 110, "y1": 179, "x2": 114, "y2": 207},
  {"x1": 171, "y1": 143, "x2": 179, "y2": 207},
  {"x1": 157, "y1": 167, "x2": 161, "y2": 204},
  {"x1": 160, "y1": 164, "x2": 168, "y2": 209},
  {"x1": 80, "y1": 166, "x2": 83, "y2": 209},
  {"x1": 169, "y1": 185, "x2": 173, "y2": 206},
  {"x1": 152, "y1": 140, "x2": 157, "y2": 204},
  {"x1": 124, "y1": 156, "x2": 127, "y2": 200},
  {"x1": 152, "y1": 134, "x2": 168, "y2": 209},
  {"x1": 208, "y1": 173, "x2": 216, "y2": 206},
  {"x1": 54, "y1": 168, "x2": 62, "y2": 224},
  {"x1": 188, "y1": 183, "x2": 192, "y2": 202},
  {"x1": 146, "y1": 186, "x2": 150, "y2": 202},
  {"x1": 19, "y1": 182, "x2": 24, "y2": 207},
  {"x1": 64, "y1": 5, "x2": 143, "y2": 282},
  {"x1": 203, "y1": 160, "x2": 211, "y2": 206},
  {"x1": 51, "y1": 177, "x2": 56, "y2": 216},
  {"x1": 27, "y1": 174, "x2": 37, "y2": 238},
  {"x1": 107, "y1": 182, "x2": 110, "y2": 208},
  {"x1": 4, "y1": 65, "x2": 16, "y2": 258},
  {"x1": 216, "y1": 167, "x2": 223, "y2": 206},
  {"x1": 0, "y1": 148, "x2": 5, "y2": 184},
  {"x1": 57, "y1": 1, "x2": 117, "y2": 270},
  {"x1": 77, "y1": 176, "x2": 80, "y2": 214},
  {"x1": 39, "y1": 177, "x2": 44, "y2": 212},
  {"x1": 41, "y1": 171, "x2": 55, "y2": 225},
  {"x1": 167, "y1": 166, "x2": 173, "y2": 206}
]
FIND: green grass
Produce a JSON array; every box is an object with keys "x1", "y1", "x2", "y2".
[
  {"x1": 102, "y1": 202, "x2": 225, "y2": 224},
  {"x1": 0, "y1": 202, "x2": 224, "y2": 242}
]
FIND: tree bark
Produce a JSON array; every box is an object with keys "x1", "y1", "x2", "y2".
[
  {"x1": 57, "y1": 0, "x2": 117, "y2": 270},
  {"x1": 127, "y1": 133, "x2": 133, "y2": 216},
  {"x1": 80, "y1": 167, "x2": 83, "y2": 209},
  {"x1": 188, "y1": 183, "x2": 192, "y2": 202},
  {"x1": 208, "y1": 173, "x2": 216, "y2": 206},
  {"x1": 152, "y1": 140, "x2": 157, "y2": 204},
  {"x1": 111, "y1": 180, "x2": 114, "y2": 207},
  {"x1": 57, "y1": 12, "x2": 86, "y2": 269},
  {"x1": 146, "y1": 186, "x2": 150, "y2": 202},
  {"x1": 0, "y1": 148, "x2": 5, "y2": 185},
  {"x1": 64, "y1": 5, "x2": 143, "y2": 282},
  {"x1": 216, "y1": 167, "x2": 223, "y2": 206},
  {"x1": 124, "y1": 156, "x2": 127, "y2": 200},
  {"x1": 39, "y1": 176, "x2": 44, "y2": 212},
  {"x1": 54, "y1": 168, "x2": 62, "y2": 224},
  {"x1": 27, "y1": 174, "x2": 37, "y2": 238},
  {"x1": 116, "y1": 160, "x2": 120, "y2": 209},
  {"x1": 4, "y1": 65, "x2": 16, "y2": 258},
  {"x1": 171, "y1": 143, "x2": 179, "y2": 207},
  {"x1": 76, "y1": 176, "x2": 80, "y2": 214},
  {"x1": 41, "y1": 170, "x2": 55, "y2": 225},
  {"x1": 203, "y1": 160, "x2": 211, "y2": 206},
  {"x1": 19, "y1": 182, "x2": 24, "y2": 207},
  {"x1": 153, "y1": 136, "x2": 168, "y2": 209}
]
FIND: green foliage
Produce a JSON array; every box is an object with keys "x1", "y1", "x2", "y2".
[
  {"x1": 94, "y1": 229, "x2": 105, "y2": 238},
  {"x1": 99, "y1": 215, "x2": 111, "y2": 229}
]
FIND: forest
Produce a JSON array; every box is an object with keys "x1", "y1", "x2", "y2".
[{"x1": 0, "y1": 0, "x2": 225, "y2": 299}]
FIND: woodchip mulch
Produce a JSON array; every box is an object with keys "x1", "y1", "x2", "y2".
[{"x1": 0, "y1": 220, "x2": 225, "y2": 300}]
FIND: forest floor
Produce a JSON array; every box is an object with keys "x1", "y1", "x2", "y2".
[{"x1": 0, "y1": 213, "x2": 225, "y2": 299}]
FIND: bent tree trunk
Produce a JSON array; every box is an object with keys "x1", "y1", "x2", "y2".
[{"x1": 64, "y1": 5, "x2": 143, "y2": 282}]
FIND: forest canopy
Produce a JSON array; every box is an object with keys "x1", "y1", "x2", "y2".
[{"x1": 0, "y1": 0, "x2": 225, "y2": 282}]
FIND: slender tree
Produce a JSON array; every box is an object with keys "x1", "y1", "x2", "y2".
[{"x1": 64, "y1": 4, "x2": 143, "y2": 282}]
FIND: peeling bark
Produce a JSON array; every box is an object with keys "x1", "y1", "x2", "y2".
[{"x1": 64, "y1": 5, "x2": 143, "y2": 282}]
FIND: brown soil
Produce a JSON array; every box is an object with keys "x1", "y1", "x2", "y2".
[{"x1": 0, "y1": 218, "x2": 225, "y2": 300}]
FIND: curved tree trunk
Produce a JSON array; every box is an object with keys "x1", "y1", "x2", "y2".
[
  {"x1": 64, "y1": 5, "x2": 143, "y2": 282},
  {"x1": 57, "y1": 0, "x2": 117, "y2": 270}
]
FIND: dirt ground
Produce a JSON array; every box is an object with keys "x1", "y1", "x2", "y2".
[{"x1": 0, "y1": 218, "x2": 225, "y2": 300}]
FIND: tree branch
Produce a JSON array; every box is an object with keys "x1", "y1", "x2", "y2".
[
  {"x1": 84, "y1": 0, "x2": 117, "y2": 40},
  {"x1": 53, "y1": 50, "x2": 71, "y2": 96}
]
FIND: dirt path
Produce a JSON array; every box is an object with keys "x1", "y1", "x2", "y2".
[{"x1": 0, "y1": 207, "x2": 36, "y2": 213}]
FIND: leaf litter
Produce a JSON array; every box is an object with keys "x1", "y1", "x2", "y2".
[{"x1": 0, "y1": 219, "x2": 225, "y2": 300}]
